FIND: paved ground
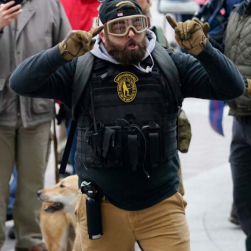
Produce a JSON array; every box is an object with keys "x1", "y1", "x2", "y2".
[{"x1": 2, "y1": 2, "x2": 246, "y2": 250}]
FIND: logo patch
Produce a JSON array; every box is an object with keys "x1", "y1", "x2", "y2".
[{"x1": 114, "y1": 72, "x2": 138, "y2": 103}]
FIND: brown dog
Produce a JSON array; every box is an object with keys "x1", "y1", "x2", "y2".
[{"x1": 37, "y1": 175, "x2": 79, "y2": 251}]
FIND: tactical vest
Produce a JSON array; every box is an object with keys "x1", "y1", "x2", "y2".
[
  {"x1": 59, "y1": 42, "x2": 182, "y2": 175},
  {"x1": 224, "y1": 7, "x2": 251, "y2": 116}
]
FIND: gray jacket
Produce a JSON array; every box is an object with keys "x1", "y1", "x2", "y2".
[
  {"x1": 224, "y1": 2, "x2": 251, "y2": 116},
  {"x1": 0, "y1": 0, "x2": 71, "y2": 127}
]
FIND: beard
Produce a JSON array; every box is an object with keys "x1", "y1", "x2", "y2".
[{"x1": 105, "y1": 35, "x2": 147, "y2": 66}]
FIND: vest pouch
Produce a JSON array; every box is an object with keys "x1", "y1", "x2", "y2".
[
  {"x1": 85, "y1": 123, "x2": 103, "y2": 161},
  {"x1": 101, "y1": 124, "x2": 163, "y2": 170},
  {"x1": 141, "y1": 121, "x2": 163, "y2": 168},
  {"x1": 102, "y1": 126, "x2": 123, "y2": 167}
]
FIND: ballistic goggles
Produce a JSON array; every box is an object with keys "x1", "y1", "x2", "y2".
[{"x1": 106, "y1": 15, "x2": 148, "y2": 37}]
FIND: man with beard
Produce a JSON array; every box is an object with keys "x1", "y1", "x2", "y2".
[{"x1": 9, "y1": 0, "x2": 246, "y2": 250}]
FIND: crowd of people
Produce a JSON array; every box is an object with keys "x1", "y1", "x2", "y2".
[{"x1": 0, "y1": 0, "x2": 250, "y2": 251}]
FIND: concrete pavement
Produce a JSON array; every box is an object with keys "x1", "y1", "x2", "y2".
[{"x1": 185, "y1": 163, "x2": 245, "y2": 251}]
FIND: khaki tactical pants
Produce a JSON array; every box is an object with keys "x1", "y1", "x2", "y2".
[
  {"x1": 74, "y1": 191, "x2": 190, "y2": 251},
  {"x1": 0, "y1": 121, "x2": 51, "y2": 249}
]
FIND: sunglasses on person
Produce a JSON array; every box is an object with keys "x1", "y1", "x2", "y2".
[{"x1": 106, "y1": 15, "x2": 148, "y2": 37}]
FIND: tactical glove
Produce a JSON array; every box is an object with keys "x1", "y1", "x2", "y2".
[
  {"x1": 166, "y1": 15, "x2": 207, "y2": 55},
  {"x1": 59, "y1": 26, "x2": 103, "y2": 61},
  {"x1": 245, "y1": 78, "x2": 251, "y2": 95},
  {"x1": 192, "y1": 17, "x2": 210, "y2": 38}
]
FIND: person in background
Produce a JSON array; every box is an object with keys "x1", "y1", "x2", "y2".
[
  {"x1": 223, "y1": 1, "x2": 251, "y2": 249},
  {"x1": 195, "y1": 0, "x2": 244, "y2": 226},
  {"x1": 196, "y1": 1, "x2": 251, "y2": 249},
  {"x1": 0, "y1": 1, "x2": 71, "y2": 250}
]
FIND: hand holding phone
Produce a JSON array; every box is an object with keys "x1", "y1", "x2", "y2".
[{"x1": 0, "y1": 1, "x2": 22, "y2": 30}]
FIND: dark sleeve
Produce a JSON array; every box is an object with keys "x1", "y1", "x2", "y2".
[
  {"x1": 170, "y1": 41, "x2": 245, "y2": 101},
  {"x1": 10, "y1": 45, "x2": 77, "y2": 108},
  {"x1": 209, "y1": 37, "x2": 224, "y2": 53}
]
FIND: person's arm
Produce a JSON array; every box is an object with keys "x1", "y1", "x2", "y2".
[
  {"x1": 10, "y1": 26, "x2": 103, "y2": 107},
  {"x1": 166, "y1": 16, "x2": 245, "y2": 100},
  {"x1": 10, "y1": 45, "x2": 76, "y2": 108},
  {"x1": 170, "y1": 41, "x2": 245, "y2": 100}
]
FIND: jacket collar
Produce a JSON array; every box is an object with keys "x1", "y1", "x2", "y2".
[{"x1": 16, "y1": 0, "x2": 35, "y2": 42}]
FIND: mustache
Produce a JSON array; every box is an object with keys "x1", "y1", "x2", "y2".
[{"x1": 124, "y1": 38, "x2": 139, "y2": 48}]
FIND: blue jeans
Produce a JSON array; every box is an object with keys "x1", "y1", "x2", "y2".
[
  {"x1": 66, "y1": 120, "x2": 78, "y2": 174},
  {"x1": 7, "y1": 168, "x2": 17, "y2": 220}
]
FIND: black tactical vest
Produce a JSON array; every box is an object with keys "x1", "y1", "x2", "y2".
[{"x1": 75, "y1": 55, "x2": 180, "y2": 173}]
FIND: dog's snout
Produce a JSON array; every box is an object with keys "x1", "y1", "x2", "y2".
[{"x1": 37, "y1": 190, "x2": 42, "y2": 198}]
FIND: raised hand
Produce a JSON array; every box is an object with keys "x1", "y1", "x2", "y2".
[
  {"x1": 59, "y1": 26, "x2": 104, "y2": 61},
  {"x1": 166, "y1": 15, "x2": 207, "y2": 55},
  {"x1": 0, "y1": 1, "x2": 22, "y2": 30}
]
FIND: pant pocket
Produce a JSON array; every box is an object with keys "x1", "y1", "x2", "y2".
[{"x1": 175, "y1": 192, "x2": 187, "y2": 212}]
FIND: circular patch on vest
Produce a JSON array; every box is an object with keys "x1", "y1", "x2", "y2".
[{"x1": 114, "y1": 72, "x2": 138, "y2": 103}]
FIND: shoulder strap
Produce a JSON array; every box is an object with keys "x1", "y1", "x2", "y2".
[
  {"x1": 59, "y1": 52, "x2": 95, "y2": 174},
  {"x1": 152, "y1": 42, "x2": 182, "y2": 106},
  {"x1": 72, "y1": 52, "x2": 95, "y2": 120}
]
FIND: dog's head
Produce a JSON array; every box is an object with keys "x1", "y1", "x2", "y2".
[{"x1": 37, "y1": 175, "x2": 79, "y2": 214}]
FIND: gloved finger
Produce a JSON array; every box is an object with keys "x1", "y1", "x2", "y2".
[
  {"x1": 192, "y1": 17, "x2": 209, "y2": 30},
  {"x1": 71, "y1": 30, "x2": 89, "y2": 43},
  {"x1": 90, "y1": 39, "x2": 96, "y2": 47},
  {"x1": 90, "y1": 39, "x2": 96, "y2": 50},
  {"x1": 183, "y1": 21, "x2": 190, "y2": 40},
  {"x1": 76, "y1": 31, "x2": 92, "y2": 46},
  {"x1": 204, "y1": 22, "x2": 210, "y2": 34},
  {"x1": 82, "y1": 32, "x2": 93, "y2": 50},
  {"x1": 177, "y1": 22, "x2": 185, "y2": 40},
  {"x1": 82, "y1": 32, "x2": 92, "y2": 51},
  {"x1": 192, "y1": 17, "x2": 200, "y2": 24},
  {"x1": 174, "y1": 27, "x2": 180, "y2": 36},
  {"x1": 174, "y1": 29, "x2": 181, "y2": 44},
  {"x1": 187, "y1": 20, "x2": 200, "y2": 34},
  {"x1": 89, "y1": 25, "x2": 104, "y2": 37},
  {"x1": 166, "y1": 15, "x2": 177, "y2": 29}
]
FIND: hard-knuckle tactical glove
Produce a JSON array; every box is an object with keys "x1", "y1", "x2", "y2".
[
  {"x1": 59, "y1": 26, "x2": 103, "y2": 61},
  {"x1": 166, "y1": 15, "x2": 207, "y2": 55},
  {"x1": 245, "y1": 78, "x2": 251, "y2": 95}
]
